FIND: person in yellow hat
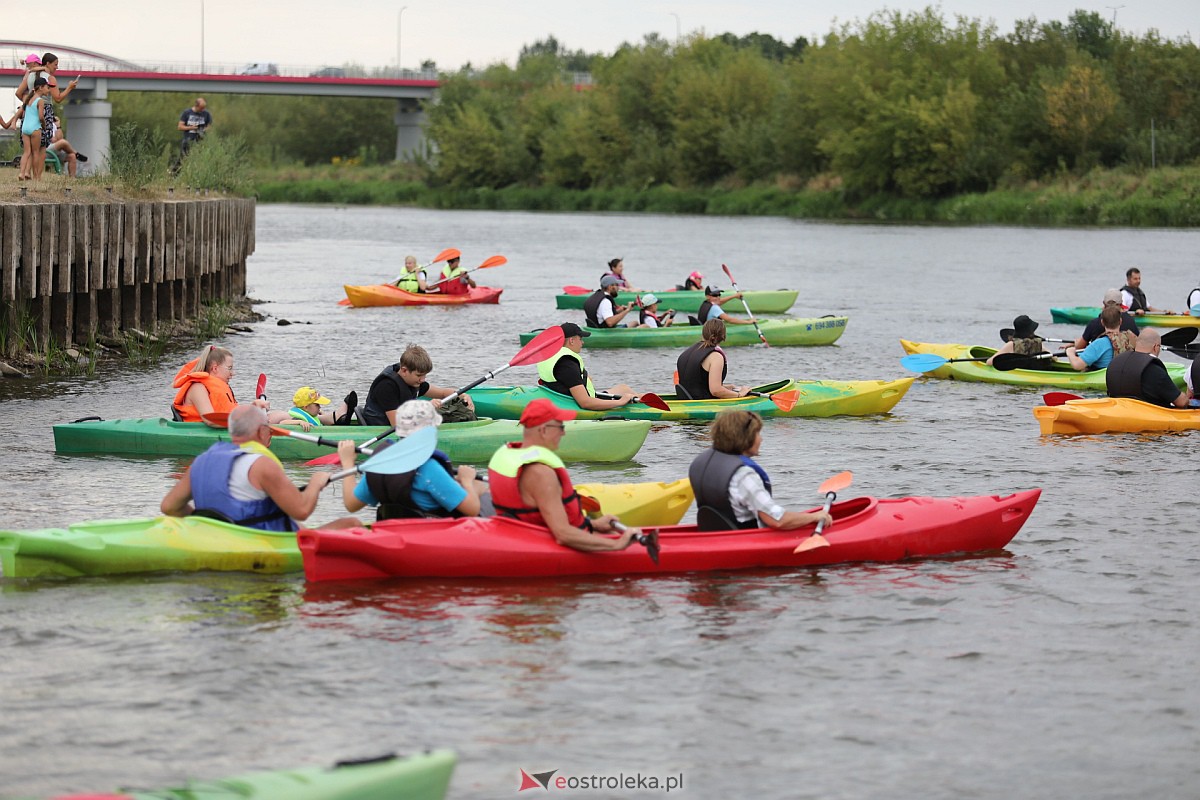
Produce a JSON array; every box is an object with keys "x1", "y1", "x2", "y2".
[{"x1": 287, "y1": 386, "x2": 356, "y2": 427}]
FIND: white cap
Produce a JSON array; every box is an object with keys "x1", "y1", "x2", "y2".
[
  {"x1": 640, "y1": 293, "x2": 659, "y2": 306},
  {"x1": 393, "y1": 400, "x2": 442, "y2": 437}
]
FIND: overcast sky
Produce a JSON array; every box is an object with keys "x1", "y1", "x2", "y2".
[{"x1": 4, "y1": 0, "x2": 1194, "y2": 73}]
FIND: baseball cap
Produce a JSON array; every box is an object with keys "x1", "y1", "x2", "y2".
[
  {"x1": 560, "y1": 321, "x2": 591, "y2": 339},
  {"x1": 293, "y1": 387, "x2": 331, "y2": 406},
  {"x1": 600, "y1": 275, "x2": 622, "y2": 288},
  {"x1": 640, "y1": 293, "x2": 659, "y2": 306},
  {"x1": 1102, "y1": 288, "x2": 1123, "y2": 305},
  {"x1": 704, "y1": 285, "x2": 723, "y2": 297},
  {"x1": 519, "y1": 398, "x2": 577, "y2": 427},
  {"x1": 25, "y1": 54, "x2": 40, "y2": 65},
  {"x1": 393, "y1": 399, "x2": 442, "y2": 437}
]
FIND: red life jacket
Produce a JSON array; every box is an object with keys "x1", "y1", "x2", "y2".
[{"x1": 487, "y1": 443, "x2": 586, "y2": 529}]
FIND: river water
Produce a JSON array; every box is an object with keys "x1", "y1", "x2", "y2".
[{"x1": 2, "y1": 206, "x2": 1199, "y2": 798}]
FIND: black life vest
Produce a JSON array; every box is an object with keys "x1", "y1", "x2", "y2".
[
  {"x1": 365, "y1": 449, "x2": 461, "y2": 520},
  {"x1": 688, "y1": 448, "x2": 770, "y2": 530},
  {"x1": 361, "y1": 365, "x2": 428, "y2": 427},
  {"x1": 1122, "y1": 284, "x2": 1148, "y2": 313},
  {"x1": 696, "y1": 299, "x2": 716, "y2": 324},
  {"x1": 582, "y1": 290, "x2": 608, "y2": 328},
  {"x1": 676, "y1": 342, "x2": 726, "y2": 400},
  {"x1": 1105, "y1": 350, "x2": 1156, "y2": 399}
]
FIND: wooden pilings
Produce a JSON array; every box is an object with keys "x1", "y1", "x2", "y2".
[{"x1": 0, "y1": 198, "x2": 255, "y2": 356}]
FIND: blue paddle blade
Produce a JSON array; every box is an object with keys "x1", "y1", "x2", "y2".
[
  {"x1": 900, "y1": 353, "x2": 948, "y2": 373},
  {"x1": 358, "y1": 426, "x2": 438, "y2": 475},
  {"x1": 1191, "y1": 304, "x2": 1200, "y2": 316}
]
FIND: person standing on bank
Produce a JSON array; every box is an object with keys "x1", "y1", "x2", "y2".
[
  {"x1": 1121, "y1": 267, "x2": 1174, "y2": 315},
  {"x1": 1106, "y1": 330, "x2": 1188, "y2": 408},
  {"x1": 689, "y1": 410, "x2": 834, "y2": 531},
  {"x1": 676, "y1": 320, "x2": 752, "y2": 399},
  {"x1": 178, "y1": 97, "x2": 212, "y2": 158}
]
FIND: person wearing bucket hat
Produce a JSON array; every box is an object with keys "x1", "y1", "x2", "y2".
[
  {"x1": 695, "y1": 285, "x2": 753, "y2": 325},
  {"x1": 337, "y1": 400, "x2": 488, "y2": 519},
  {"x1": 1066, "y1": 304, "x2": 1137, "y2": 371},
  {"x1": 537, "y1": 322, "x2": 641, "y2": 411},
  {"x1": 1073, "y1": 288, "x2": 1140, "y2": 349},
  {"x1": 987, "y1": 315, "x2": 1048, "y2": 366},
  {"x1": 599, "y1": 258, "x2": 641, "y2": 292},
  {"x1": 636, "y1": 293, "x2": 675, "y2": 328},
  {"x1": 583, "y1": 275, "x2": 636, "y2": 328},
  {"x1": 487, "y1": 398, "x2": 641, "y2": 552}
]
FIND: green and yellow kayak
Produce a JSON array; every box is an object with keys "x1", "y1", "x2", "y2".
[
  {"x1": 52, "y1": 417, "x2": 651, "y2": 463},
  {"x1": 555, "y1": 287, "x2": 799, "y2": 313},
  {"x1": 899, "y1": 339, "x2": 1188, "y2": 389},
  {"x1": 519, "y1": 316, "x2": 848, "y2": 348},
  {"x1": 467, "y1": 378, "x2": 912, "y2": 421},
  {"x1": 1050, "y1": 306, "x2": 1200, "y2": 328},
  {"x1": 47, "y1": 750, "x2": 456, "y2": 799},
  {"x1": 0, "y1": 481, "x2": 694, "y2": 578}
]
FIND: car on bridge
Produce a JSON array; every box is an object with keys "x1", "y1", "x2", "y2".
[
  {"x1": 310, "y1": 67, "x2": 346, "y2": 78},
  {"x1": 238, "y1": 63, "x2": 278, "y2": 76}
]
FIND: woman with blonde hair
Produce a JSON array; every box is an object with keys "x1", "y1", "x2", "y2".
[
  {"x1": 171, "y1": 345, "x2": 291, "y2": 424},
  {"x1": 674, "y1": 319, "x2": 751, "y2": 400},
  {"x1": 688, "y1": 410, "x2": 833, "y2": 531}
]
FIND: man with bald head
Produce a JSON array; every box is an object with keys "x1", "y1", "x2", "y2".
[
  {"x1": 1105, "y1": 329, "x2": 1188, "y2": 408},
  {"x1": 178, "y1": 97, "x2": 211, "y2": 158},
  {"x1": 162, "y1": 404, "x2": 360, "y2": 530}
]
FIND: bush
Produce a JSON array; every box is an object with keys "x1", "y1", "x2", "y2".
[
  {"x1": 106, "y1": 123, "x2": 169, "y2": 190},
  {"x1": 176, "y1": 135, "x2": 253, "y2": 195}
]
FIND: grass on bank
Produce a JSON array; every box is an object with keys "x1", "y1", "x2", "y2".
[{"x1": 251, "y1": 163, "x2": 1200, "y2": 227}]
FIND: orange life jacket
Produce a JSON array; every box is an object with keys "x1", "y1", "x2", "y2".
[{"x1": 171, "y1": 357, "x2": 237, "y2": 422}]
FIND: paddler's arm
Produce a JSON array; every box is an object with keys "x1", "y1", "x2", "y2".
[
  {"x1": 521, "y1": 466, "x2": 636, "y2": 552},
  {"x1": 252, "y1": 459, "x2": 330, "y2": 522},
  {"x1": 337, "y1": 440, "x2": 368, "y2": 513},
  {"x1": 567, "y1": 383, "x2": 633, "y2": 411},
  {"x1": 161, "y1": 472, "x2": 195, "y2": 517}
]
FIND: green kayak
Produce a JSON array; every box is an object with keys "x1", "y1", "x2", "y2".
[
  {"x1": 53, "y1": 417, "x2": 651, "y2": 463},
  {"x1": 467, "y1": 378, "x2": 912, "y2": 421},
  {"x1": 0, "y1": 482, "x2": 693, "y2": 579},
  {"x1": 899, "y1": 339, "x2": 1188, "y2": 389},
  {"x1": 519, "y1": 316, "x2": 848, "y2": 348},
  {"x1": 555, "y1": 287, "x2": 799, "y2": 313},
  {"x1": 49, "y1": 750, "x2": 455, "y2": 799},
  {"x1": 1050, "y1": 306, "x2": 1200, "y2": 328}
]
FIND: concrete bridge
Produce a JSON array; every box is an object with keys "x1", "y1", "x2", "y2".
[{"x1": 1, "y1": 41, "x2": 445, "y2": 172}]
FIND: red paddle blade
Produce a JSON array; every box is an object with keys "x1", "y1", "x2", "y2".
[
  {"x1": 578, "y1": 493, "x2": 602, "y2": 513},
  {"x1": 475, "y1": 255, "x2": 507, "y2": 269},
  {"x1": 721, "y1": 263, "x2": 736, "y2": 282},
  {"x1": 770, "y1": 390, "x2": 800, "y2": 412},
  {"x1": 819, "y1": 470, "x2": 853, "y2": 495},
  {"x1": 511, "y1": 327, "x2": 567, "y2": 366},
  {"x1": 637, "y1": 392, "x2": 671, "y2": 411},
  {"x1": 200, "y1": 412, "x2": 230, "y2": 428},
  {"x1": 256, "y1": 373, "x2": 267, "y2": 400},
  {"x1": 794, "y1": 534, "x2": 831, "y2": 553},
  {"x1": 562, "y1": 285, "x2": 591, "y2": 295},
  {"x1": 337, "y1": 297, "x2": 353, "y2": 306},
  {"x1": 305, "y1": 453, "x2": 343, "y2": 467},
  {"x1": 1042, "y1": 392, "x2": 1083, "y2": 407}
]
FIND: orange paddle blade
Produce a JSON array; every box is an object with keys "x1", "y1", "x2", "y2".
[
  {"x1": 769, "y1": 390, "x2": 800, "y2": 413},
  {"x1": 819, "y1": 470, "x2": 853, "y2": 495},
  {"x1": 578, "y1": 493, "x2": 602, "y2": 513},
  {"x1": 200, "y1": 412, "x2": 230, "y2": 428},
  {"x1": 794, "y1": 534, "x2": 831, "y2": 553},
  {"x1": 475, "y1": 255, "x2": 507, "y2": 269},
  {"x1": 430, "y1": 247, "x2": 459, "y2": 264},
  {"x1": 268, "y1": 426, "x2": 296, "y2": 437}
]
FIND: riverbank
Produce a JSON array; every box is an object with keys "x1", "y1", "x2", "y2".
[{"x1": 252, "y1": 164, "x2": 1200, "y2": 227}]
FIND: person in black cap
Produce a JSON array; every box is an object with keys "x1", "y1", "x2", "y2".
[
  {"x1": 987, "y1": 315, "x2": 1048, "y2": 366},
  {"x1": 695, "y1": 285, "x2": 753, "y2": 325},
  {"x1": 583, "y1": 275, "x2": 638, "y2": 328},
  {"x1": 535, "y1": 322, "x2": 641, "y2": 411}
]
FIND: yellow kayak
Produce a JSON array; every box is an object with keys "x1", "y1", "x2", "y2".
[
  {"x1": 1034, "y1": 396, "x2": 1200, "y2": 435},
  {"x1": 575, "y1": 479, "x2": 695, "y2": 526}
]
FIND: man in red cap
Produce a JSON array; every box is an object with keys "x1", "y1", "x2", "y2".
[{"x1": 487, "y1": 398, "x2": 640, "y2": 552}]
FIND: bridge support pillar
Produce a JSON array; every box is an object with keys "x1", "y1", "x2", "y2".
[
  {"x1": 65, "y1": 83, "x2": 111, "y2": 177},
  {"x1": 394, "y1": 98, "x2": 426, "y2": 162}
]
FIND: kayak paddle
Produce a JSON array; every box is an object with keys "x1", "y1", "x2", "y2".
[
  {"x1": 794, "y1": 470, "x2": 853, "y2": 553},
  {"x1": 900, "y1": 353, "x2": 992, "y2": 373},
  {"x1": 336, "y1": 248, "x2": 461, "y2": 304},
  {"x1": 612, "y1": 520, "x2": 661, "y2": 564},
  {"x1": 305, "y1": 326, "x2": 570, "y2": 467},
  {"x1": 425, "y1": 255, "x2": 507, "y2": 291},
  {"x1": 721, "y1": 263, "x2": 769, "y2": 347},
  {"x1": 635, "y1": 392, "x2": 671, "y2": 411},
  {"x1": 563, "y1": 285, "x2": 592, "y2": 295},
  {"x1": 1000, "y1": 329, "x2": 1076, "y2": 345},
  {"x1": 256, "y1": 373, "x2": 267, "y2": 401},
  {"x1": 200, "y1": 412, "x2": 231, "y2": 428},
  {"x1": 1162, "y1": 328, "x2": 1199, "y2": 347},
  {"x1": 992, "y1": 351, "x2": 1067, "y2": 371},
  {"x1": 327, "y1": 426, "x2": 438, "y2": 482},
  {"x1": 1042, "y1": 392, "x2": 1084, "y2": 406}
]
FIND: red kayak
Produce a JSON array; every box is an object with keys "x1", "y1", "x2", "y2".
[
  {"x1": 298, "y1": 490, "x2": 1040, "y2": 581},
  {"x1": 342, "y1": 285, "x2": 503, "y2": 307}
]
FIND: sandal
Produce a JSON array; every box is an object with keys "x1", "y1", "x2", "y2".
[{"x1": 76, "y1": 153, "x2": 88, "y2": 163}]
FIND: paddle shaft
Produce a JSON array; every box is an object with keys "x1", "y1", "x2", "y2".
[{"x1": 722, "y1": 264, "x2": 769, "y2": 347}]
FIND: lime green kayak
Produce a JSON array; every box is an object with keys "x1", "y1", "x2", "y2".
[
  {"x1": 899, "y1": 339, "x2": 1188, "y2": 389},
  {"x1": 52, "y1": 417, "x2": 650, "y2": 463},
  {"x1": 555, "y1": 287, "x2": 798, "y2": 313},
  {"x1": 0, "y1": 482, "x2": 692, "y2": 578},
  {"x1": 49, "y1": 751, "x2": 455, "y2": 799},
  {"x1": 519, "y1": 316, "x2": 848, "y2": 348},
  {"x1": 1050, "y1": 306, "x2": 1200, "y2": 328},
  {"x1": 467, "y1": 378, "x2": 912, "y2": 421}
]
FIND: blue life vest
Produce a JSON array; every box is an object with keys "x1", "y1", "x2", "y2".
[{"x1": 190, "y1": 442, "x2": 294, "y2": 532}]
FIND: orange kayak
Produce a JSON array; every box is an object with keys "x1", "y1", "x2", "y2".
[{"x1": 342, "y1": 285, "x2": 503, "y2": 307}]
